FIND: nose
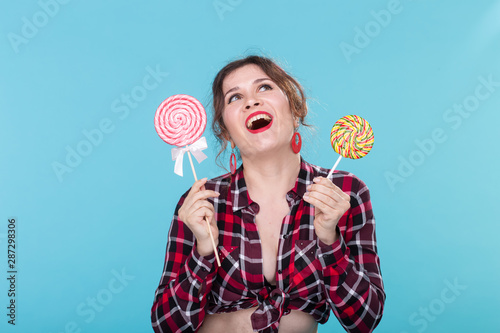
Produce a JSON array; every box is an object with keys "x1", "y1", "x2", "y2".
[{"x1": 245, "y1": 101, "x2": 260, "y2": 110}]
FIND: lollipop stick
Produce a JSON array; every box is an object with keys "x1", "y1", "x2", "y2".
[
  {"x1": 186, "y1": 148, "x2": 198, "y2": 180},
  {"x1": 327, "y1": 155, "x2": 342, "y2": 179},
  {"x1": 186, "y1": 150, "x2": 221, "y2": 267}
]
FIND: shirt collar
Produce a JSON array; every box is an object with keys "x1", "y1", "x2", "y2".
[
  {"x1": 229, "y1": 157, "x2": 321, "y2": 212},
  {"x1": 230, "y1": 165, "x2": 253, "y2": 212}
]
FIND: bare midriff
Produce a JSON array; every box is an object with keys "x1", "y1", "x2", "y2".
[{"x1": 198, "y1": 307, "x2": 318, "y2": 333}]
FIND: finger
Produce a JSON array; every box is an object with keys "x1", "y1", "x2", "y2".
[
  {"x1": 308, "y1": 179, "x2": 350, "y2": 204},
  {"x1": 183, "y1": 178, "x2": 208, "y2": 206},
  {"x1": 189, "y1": 208, "x2": 217, "y2": 239},
  {"x1": 313, "y1": 177, "x2": 350, "y2": 201},
  {"x1": 192, "y1": 189, "x2": 220, "y2": 202},
  {"x1": 194, "y1": 177, "x2": 208, "y2": 190},
  {"x1": 305, "y1": 187, "x2": 351, "y2": 214},
  {"x1": 184, "y1": 188, "x2": 218, "y2": 210},
  {"x1": 190, "y1": 200, "x2": 216, "y2": 217},
  {"x1": 197, "y1": 210, "x2": 218, "y2": 235},
  {"x1": 186, "y1": 178, "x2": 209, "y2": 198},
  {"x1": 304, "y1": 190, "x2": 344, "y2": 212},
  {"x1": 303, "y1": 194, "x2": 332, "y2": 214},
  {"x1": 195, "y1": 208, "x2": 215, "y2": 226},
  {"x1": 187, "y1": 206, "x2": 215, "y2": 230},
  {"x1": 304, "y1": 196, "x2": 349, "y2": 224},
  {"x1": 181, "y1": 189, "x2": 218, "y2": 223},
  {"x1": 307, "y1": 183, "x2": 346, "y2": 203}
]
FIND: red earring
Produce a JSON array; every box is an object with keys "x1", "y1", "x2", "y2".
[
  {"x1": 291, "y1": 132, "x2": 302, "y2": 154},
  {"x1": 230, "y1": 150, "x2": 237, "y2": 174}
]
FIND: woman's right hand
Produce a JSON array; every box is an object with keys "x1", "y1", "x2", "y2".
[{"x1": 178, "y1": 178, "x2": 220, "y2": 256}]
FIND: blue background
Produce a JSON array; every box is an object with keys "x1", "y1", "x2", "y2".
[{"x1": 1, "y1": 0, "x2": 499, "y2": 332}]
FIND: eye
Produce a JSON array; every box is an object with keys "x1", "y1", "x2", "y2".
[
  {"x1": 259, "y1": 83, "x2": 272, "y2": 92},
  {"x1": 228, "y1": 94, "x2": 241, "y2": 104}
]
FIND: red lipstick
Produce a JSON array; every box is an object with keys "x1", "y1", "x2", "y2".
[{"x1": 245, "y1": 111, "x2": 273, "y2": 134}]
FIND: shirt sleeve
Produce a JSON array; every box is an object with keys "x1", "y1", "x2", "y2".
[
  {"x1": 317, "y1": 177, "x2": 386, "y2": 333},
  {"x1": 151, "y1": 193, "x2": 217, "y2": 333}
]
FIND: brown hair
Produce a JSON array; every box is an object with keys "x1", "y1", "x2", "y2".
[{"x1": 211, "y1": 55, "x2": 309, "y2": 167}]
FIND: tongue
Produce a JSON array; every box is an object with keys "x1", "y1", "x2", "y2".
[{"x1": 251, "y1": 118, "x2": 270, "y2": 130}]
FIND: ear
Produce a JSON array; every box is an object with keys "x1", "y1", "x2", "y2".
[{"x1": 293, "y1": 117, "x2": 300, "y2": 128}]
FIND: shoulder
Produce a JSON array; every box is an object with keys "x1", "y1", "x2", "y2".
[{"x1": 205, "y1": 172, "x2": 232, "y2": 191}]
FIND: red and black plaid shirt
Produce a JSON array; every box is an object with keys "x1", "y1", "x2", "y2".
[{"x1": 151, "y1": 159, "x2": 385, "y2": 333}]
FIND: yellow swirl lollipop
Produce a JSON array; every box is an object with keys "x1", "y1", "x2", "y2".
[{"x1": 327, "y1": 115, "x2": 374, "y2": 178}]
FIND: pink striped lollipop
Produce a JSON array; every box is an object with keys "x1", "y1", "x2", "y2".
[
  {"x1": 154, "y1": 94, "x2": 220, "y2": 266},
  {"x1": 154, "y1": 94, "x2": 206, "y2": 146}
]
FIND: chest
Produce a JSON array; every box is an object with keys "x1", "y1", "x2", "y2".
[{"x1": 255, "y1": 199, "x2": 290, "y2": 285}]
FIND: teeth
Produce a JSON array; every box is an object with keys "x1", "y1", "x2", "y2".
[{"x1": 246, "y1": 114, "x2": 272, "y2": 129}]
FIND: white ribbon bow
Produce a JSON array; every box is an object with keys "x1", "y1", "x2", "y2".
[{"x1": 171, "y1": 136, "x2": 208, "y2": 177}]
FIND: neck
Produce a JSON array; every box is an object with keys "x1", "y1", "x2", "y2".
[{"x1": 241, "y1": 150, "x2": 301, "y2": 202}]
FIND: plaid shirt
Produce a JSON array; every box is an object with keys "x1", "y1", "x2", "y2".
[{"x1": 151, "y1": 159, "x2": 385, "y2": 333}]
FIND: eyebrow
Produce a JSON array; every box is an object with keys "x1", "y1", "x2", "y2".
[{"x1": 224, "y1": 78, "x2": 271, "y2": 99}]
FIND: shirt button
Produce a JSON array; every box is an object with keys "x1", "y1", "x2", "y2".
[{"x1": 278, "y1": 269, "x2": 282, "y2": 274}]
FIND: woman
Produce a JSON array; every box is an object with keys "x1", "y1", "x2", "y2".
[{"x1": 151, "y1": 55, "x2": 385, "y2": 333}]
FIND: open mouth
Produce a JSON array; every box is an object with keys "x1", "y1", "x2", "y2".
[{"x1": 245, "y1": 111, "x2": 273, "y2": 133}]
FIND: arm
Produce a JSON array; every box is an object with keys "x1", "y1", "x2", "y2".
[
  {"x1": 151, "y1": 187, "x2": 219, "y2": 333},
  {"x1": 317, "y1": 180, "x2": 385, "y2": 332}
]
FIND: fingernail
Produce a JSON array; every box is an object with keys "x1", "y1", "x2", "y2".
[
  {"x1": 303, "y1": 192, "x2": 309, "y2": 199},
  {"x1": 313, "y1": 177, "x2": 320, "y2": 183},
  {"x1": 306, "y1": 185, "x2": 312, "y2": 191}
]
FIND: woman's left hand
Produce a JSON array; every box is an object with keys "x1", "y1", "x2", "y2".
[{"x1": 303, "y1": 177, "x2": 351, "y2": 245}]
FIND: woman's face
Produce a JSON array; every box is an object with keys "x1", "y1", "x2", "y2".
[{"x1": 222, "y1": 64, "x2": 296, "y2": 158}]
